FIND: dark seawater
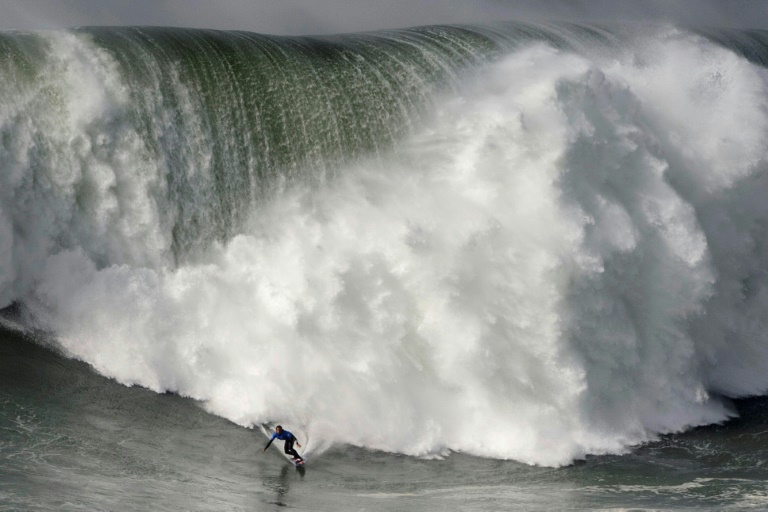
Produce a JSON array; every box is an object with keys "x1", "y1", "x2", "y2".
[
  {"x1": 4, "y1": 21, "x2": 768, "y2": 510},
  {"x1": 3, "y1": 326, "x2": 768, "y2": 511}
]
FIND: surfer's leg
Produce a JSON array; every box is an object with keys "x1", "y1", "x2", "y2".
[{"x1": 285, "y1": 439, "x2": 302, "y2": 461}]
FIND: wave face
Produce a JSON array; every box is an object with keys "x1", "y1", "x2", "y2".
[{"x1": 3, "y1": 23, "x2": 768, "y2": 466}]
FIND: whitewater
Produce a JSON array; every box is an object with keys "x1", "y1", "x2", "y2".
[{"x1": 2, "y1": 23, "x2": 768, "y2": 469}]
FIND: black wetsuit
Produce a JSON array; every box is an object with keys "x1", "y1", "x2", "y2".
[{"x1": 264, "y1": 429, "x2": 303, "y2": 461}]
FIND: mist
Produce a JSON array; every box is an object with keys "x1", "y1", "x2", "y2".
[{"x1": 1, "y1": 0, "x2": 767, "y2": 34}]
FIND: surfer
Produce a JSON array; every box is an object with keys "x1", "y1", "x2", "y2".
[{"x1": 262, "y1": 425, "x2": 303, "y2": 463}]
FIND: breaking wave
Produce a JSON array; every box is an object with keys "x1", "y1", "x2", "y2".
[{"x1": 2, "y1": 23, "x2": 768, "y2": 465}]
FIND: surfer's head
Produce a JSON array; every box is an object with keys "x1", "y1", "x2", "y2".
[{"x1": 275, "y1": 425, "x2": 283, "y2": 433}]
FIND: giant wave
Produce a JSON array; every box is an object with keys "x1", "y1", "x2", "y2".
[{"x1": 2, "y1": 23, "x2": 768, "y2": 466}]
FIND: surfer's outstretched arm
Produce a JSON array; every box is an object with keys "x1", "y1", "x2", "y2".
[{"x1": 263, "y1": 435, "x2": 276, "y2": 452}]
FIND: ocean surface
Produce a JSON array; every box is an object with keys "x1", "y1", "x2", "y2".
[{"x1": 3, "y1": 21, "x2": 768, "y2": 510}]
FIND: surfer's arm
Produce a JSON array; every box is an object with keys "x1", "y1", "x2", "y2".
[{"x1": 263, "y1": 434, "x2": 276, "y2": 451}]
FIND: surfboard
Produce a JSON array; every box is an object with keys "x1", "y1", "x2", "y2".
[{"x1": 260, "y1": 423, "x2": 307, "y2": 467}]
